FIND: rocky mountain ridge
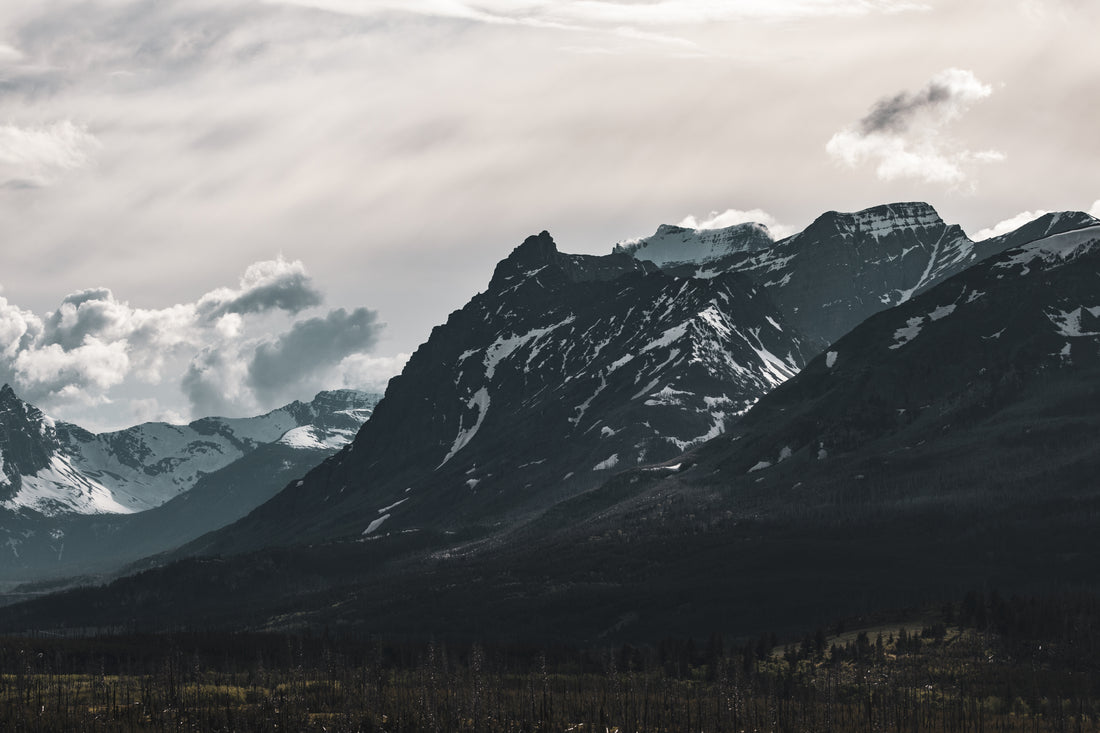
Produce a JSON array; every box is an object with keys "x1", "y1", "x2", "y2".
[
  {"x1": 170, "y1": 204, "x2": 1100, "y2": 559},
  {"x1": 8, "y1": 214, "x2": 1100, "y2": 640},
  {"x1": 0, "y1": 388, "x2": 379, "y2": 580}
]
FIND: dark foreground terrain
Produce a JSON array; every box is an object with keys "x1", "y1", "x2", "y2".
[{"x1": 1, "y1": 591, "x2": 1099, "y2": 731}]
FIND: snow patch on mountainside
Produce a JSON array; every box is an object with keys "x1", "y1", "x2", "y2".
[
  {"x1": 362, "y1": 514, "x2": 389, "y2": 535},
  {"x1": 929, "y1": 304, "x2": 957, "y2": 321},
  {"x1": 278, "y1": 426, "x2": 356, "y2": 451},
  {"x1": 593, "y1": 454, "x2": 620, "y2": 471},
  {"x1": 890, "y1": 317, "x2": 925, "y2": 350},
  {"x1": 482, "y1": 317, "x2": 575, "y2": 380},
  {"x1": 439, "y1": 387, "x2": 491, "y2": 468},
  {"x1": 1049, "y1": 307, "x2": 1100, "y2": 337},
  {"x1": 3, "y1": 455, "x2": 134, "y2": 516},
  {"x1": 378, "y1": 497, "x2": 408, "y2": 514}
]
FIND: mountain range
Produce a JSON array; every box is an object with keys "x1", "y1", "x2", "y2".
[
  {"x1": 0, "y1": 202, "x2": 1098, "y2": 642},
  {"x1": 0, "y1": 388, "x2": 379, "y2": 582},
  {"x1": 168, "y1": 202, "x2": 1095, "y2": 558}
]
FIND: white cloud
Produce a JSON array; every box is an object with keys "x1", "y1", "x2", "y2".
[
  {"x1": 0, "y1": 121, "x2": 100, "y2": 186},
  {"x1": 826, "y1": 68, "x2": 1003, "y2": 187},
  {"x1": 1089, "y1": 200, "x2": 1100, "y2": 219},
  {"x1": 971, "y1": 210, "x2": 1049, "y2": 241},
  {"x1": 0, "y1": 257, "x2": 385, "y2": 427},
  {"x1": 338, "y1": 352, "x2": 410, "y2": 393},
  {"x1": 679, "y1": 207, "x2": 797, "y2": 238},
  {"x1": 0, "y1": 296, "x2": 40, "y2": 360},
  {"x1": 13, "y1": 338, "x2": 131, "y2": 401},
  {"x1": 196, "y1": 256, "x2": 322, "y2": 319}
]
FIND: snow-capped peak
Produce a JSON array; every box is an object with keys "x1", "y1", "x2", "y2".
[
  {"x1": 614, "y1": 221, "x2": 773, "y2": 266},
  {"x1": 0, "y1": 387, "x2": 380, "y2": 518}
]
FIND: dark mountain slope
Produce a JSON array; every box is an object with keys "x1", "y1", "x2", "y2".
[
  {"x1": 173, "y1": 204, "x2": 1081, "y2": 559},
  {"x1": 182, "y1": 232, "x2": 811, "y2": 556}
]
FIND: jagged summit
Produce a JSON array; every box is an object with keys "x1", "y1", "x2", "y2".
[
  {"x1": 510, "y1": 230, "x2": 557, "y2": 261},
  {"x1": 0, "y1": 384, "x2": 57, "y2": 492},
  {"x1": 488, "y1": 230, "x2": 654, "y2": 292}
]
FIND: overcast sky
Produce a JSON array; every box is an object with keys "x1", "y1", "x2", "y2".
[{"x1": 0, "y1": 0, "x2": 1096, "y2": 430}]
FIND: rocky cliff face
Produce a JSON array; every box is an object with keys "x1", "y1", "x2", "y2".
[{"x1": 185, "y1": 231, "x2": 811, "y2": 553}]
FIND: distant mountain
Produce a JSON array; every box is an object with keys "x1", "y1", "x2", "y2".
[
  {"x1": 0, "y1": 385, "x2": 130, "y2": 515},
  {"x1": 0, "y1": 388, "x2": 379, "y2": 580}
]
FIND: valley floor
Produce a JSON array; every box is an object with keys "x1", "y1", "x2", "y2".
[{"x1": 0, "y1": 591, "x2": 1098, "y2": 731}]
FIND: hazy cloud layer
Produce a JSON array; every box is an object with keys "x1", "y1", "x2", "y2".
[
  {"x1": 0, "y1": 257, "x2": 385, "y2": 428},
  {"x1": 274, "y1": 0, "x2": 929, "y2": 26},
  {"x1": 0, "y1": 121, "x2": 99, "y2": 187},
  {"x1": 0, "y1": 0, "x2": 1096, "y2": 431},
  {"x1": 827, "y1": 69, "x2": 1004, "y2": 187}
]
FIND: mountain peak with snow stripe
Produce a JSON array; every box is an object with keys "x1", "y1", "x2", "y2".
[{"x1": 803, "y1": 201, "x2": 946, "y2": 238}]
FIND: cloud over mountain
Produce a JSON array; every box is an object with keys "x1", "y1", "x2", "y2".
[
  {"x1": 0, "y1": 257, "x2": 384, "y2": 427},
  {"x1": 678, "y1": 208, "x2": 797, "y2": 239}
]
